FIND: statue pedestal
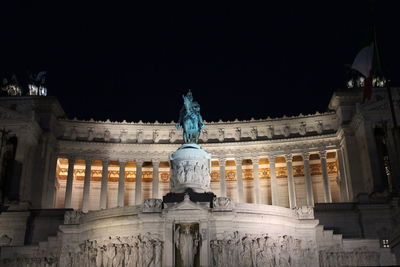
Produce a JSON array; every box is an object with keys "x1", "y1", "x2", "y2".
[
  {"x1": 163, "y1": 188, "x2": 216, "y2": 208},
  {"x1": 169, "y1": 143, "x2": 211, "y2": 193}
]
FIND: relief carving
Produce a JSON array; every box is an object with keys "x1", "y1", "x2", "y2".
[
  {"x1": 234, "y1": 128, "x2": 241, "y2": 141},
  {"x1": 64, "y1": 210, "x2": 84, "y2": 224},
  {"x1": 316, "y1": 121, "x2": 323, "y2": 134},
  {"x1": 250, "y1": 127, "x2": 257, "y2": 140},
  {"x1": 293, "y1": 206, "x2": 314, "y2": 219},
  {"x1": 169, "y1": 130, "x2": 177, "y2": 143},
  {"x1": 283, "y1": 125, "x2": 290, "y2": 137},
  {"x1": 137, "y1": 130, "x2": 143, "y2": 143},
  {"x1": 201, "y1": 129, "x2": 208, "y2": 142},
  {"x1": 319, "y1": 245, "x2": 380, "y2": 267},
  {"x1": 153, "y1": 130, "x2": 160, "y2": 143},
  {"x1": 104, "y1": 130, "x2": 111, "y2": 142},
  {"x1": 120, "y1": 130, "x2": 127, "y2": 143},
  {"x1": 60, "y1": 234, "x2": 163, "y2": 267},
  {"x1": 142, "y1": 198, "x2": 163, "y2": 213},
  {"x1": 299, "y1": 122, "x2": 306, "y2": 136},
  {"x1": 218, "y1": 129, "x2": 225, "y2": 142},
  {"x1": 266, "y1": 125, "x2": 274, "y2": 139},
  {"x1": 0, "y1": 234, "x2": 12, "y2": 246},
  {"x1": 213, "y1": 197, "x2": 234, "y2": 211},
  {"x1": 210, "y1": 231, "x2": 317, "y2": 267}
]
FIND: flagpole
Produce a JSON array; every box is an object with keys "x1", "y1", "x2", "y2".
[{"x1": 371, "y1": 11, "x2": 400, "y2": 193}]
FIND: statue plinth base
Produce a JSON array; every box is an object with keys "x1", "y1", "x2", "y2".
[
  {"x1": 169, "y1": 143, "x2": 211, "y2": 193},
  {"x1": 163, "y1": 188, "x2": 216, "y2": 207}
]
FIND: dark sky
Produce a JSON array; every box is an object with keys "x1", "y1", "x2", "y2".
[{"x1": 1, "y1": 1, "x2": 399, "y2": 122}]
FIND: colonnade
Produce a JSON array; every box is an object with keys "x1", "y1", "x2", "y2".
[
  {"x1": 218, "y1": 151, "x2": 336, "y2": 208},
  {"x1": 63, "y1": 158, "x2": 161, "y2": 212},
  {"x1": 60, "y1": 149, "x2": 347, "y2": 212}
]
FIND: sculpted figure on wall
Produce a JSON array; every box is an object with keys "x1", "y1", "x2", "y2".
[
  {"x1": 64, "y1": 210, "x2": 84, "y2": 224},
  {"x1": 153, "y1": 130, "x2": 160, "y2": 143},
  {"x1": 319, "y1": 245, "x2": 380, "y2": 267},
  {"x1": 316, "y1": 121, "x2": 323, "y2": 134},
  {"x1": 175, "y1": 223, "x2": 200, "y2": 267},
  {"x1": 213, "y1": 197, "x2": 234, "y2": 210},
  {"x1": 234, "y1": 128, "x2": 241, "y2": 141},
  {"x1": 137, "y1": 130, "x2": 143, "y2": 144},
  {"x1": 169, "y1": 129, "x2": 177, "y2": 143},
  {"x1": 266, "y1": 125, "x2": 274, "y2": 139},
  {"x1": 299, "y1": 122, "x2": 306, "y2": 136},
  {"x1": 293, "y1": 206, "x2": 314, "y2": 219},
  {"x1": 2, "y1": 250, "x2": 59, "y2": 267},
  {"x1": 218, "y1": 129, "x2": 224, "y2": 142},
  {"x1": 283, "y1": 125, "x2": 290, "y2": 137},
  {"x1": 201, "y1": 129, "x2": 208, "y2": 142},
  {"x1": 250, "y1": 127, "x2": 257, "y2": 140},
  {"x1": 210, "y1": 231, "x2": 318, "y2": 267},
  {"x1": 142, "y1": 198, "x2": 163, "y2": 212},
  {"x1": 0, "y1": 234, "x2": 12, "y2": 246},
  {"x1": 56, "y1": 234, "x2": 163, "y2": 267}
]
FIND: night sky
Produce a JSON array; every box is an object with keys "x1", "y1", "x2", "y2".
[{"x1": 1, "y1": 1, "x2": 399, "y2": 123}]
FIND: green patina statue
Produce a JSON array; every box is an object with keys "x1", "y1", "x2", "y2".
[{"x1": 176, "y1": 90, "x2": 204, "y2": 143}]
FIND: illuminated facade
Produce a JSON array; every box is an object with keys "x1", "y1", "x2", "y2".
[{"x1": 0, "y1": 87, "x2": 399, "y2": 266}]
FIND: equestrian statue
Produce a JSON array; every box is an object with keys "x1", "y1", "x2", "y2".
[{"x1": 176, "y1": 90, "x2": 205, "y2": 143}]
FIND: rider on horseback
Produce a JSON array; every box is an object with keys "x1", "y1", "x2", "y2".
[{"x1": 177, "y1": 90, "x2": 205, "y2": 143}]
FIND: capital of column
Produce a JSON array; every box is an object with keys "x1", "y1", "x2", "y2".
[
  {"x1": 135, "y1": 159, "x2": 144, "y2": 167},
  {"x1": 118, "y1": 159, "x2": 128, "y2": 165},
  {"x1": 267, "y1": 154, "x2": 277, "y2": 163},
  {"x1": 152, "y1": 158, "x2": 161, "y2": 167},
  {"x1": 67, "y1": 156, "x2": 76, "y2": 164},
  {"x1": 101, "y1": 158, "x2": 110, "y2": 165},
  {"x1": 319, "y1": 150, "x2": 327, "y2": 159},
  {"x1": 284, "y1": 154, "x2": 293, "y2": 162},
  {"x1": 85, "y1": 158, "x2": 93, "y2": 167},
  {"x1": 234, "y1": 157, "x2": 243, "y2": 165},
  {"x1": 218, "y1": 158, "x2": 226, "y2": 166},
  {"x1": 251, "y1": 156, "x2": 260, "y2": 165},
  {"x1": 302, "y1": 152, "x2": 310, "y2": 161}
]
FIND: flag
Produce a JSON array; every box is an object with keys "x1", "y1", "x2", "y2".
[{"x1": 351, "y1": 43, "x2": 374, "y2": 101}]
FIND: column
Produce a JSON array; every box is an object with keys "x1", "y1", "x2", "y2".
[
  {"x1": 218, "y1": 158, "x2": 227, "y2": 197},
  {"x1": 118, "y1": 159, "x2": 126, "y2": 207},
  {"x1": 269, "y1": 155, "x2": 278, "y2": 206},
  {"x1": 152, "y1": 159, "x2": 160, "y2": 199},
  {"x1": 251, "y1": 157, "x2": 261, "y2": 204},
  {"x1": 99, "y1": 159, "x2": 109, "y2": 209},
  {"x1": 82, "y1": 159, "x2": 92, "y2": 212},
  {"x1": 285, "y1": 154, "x2": 296, "y2": 208},
  {"x1": 235, "y1": 157, "x2": 244, "y2": 203},
  {"x1": 135, "y1": 159, "x2": 143, "y2": 204},
  {"x1": 64, "y1": 156, "x2": 75, "y2": 209},
  {"x1": 320, "y1": 151, "x2": 332, "y2": 203},
  {"x1": 336, "y1": 148, "x2": 350, "y2": 202},
  {"x1": 303, "y1": 152, "x2": 314, "y2": 206}
]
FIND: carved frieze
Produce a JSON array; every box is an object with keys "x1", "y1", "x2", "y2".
[
  {"x1": 64, "y1": 210, "x2": 84, "y2": 224},
  {"x1": 60, "y1": 234, "x2": 163, "y2": 267},
  {"x1": 213, "y1": 197, "x2": 234, "y2": 211},
  {"x1": 319, "y1": 245, "x2": 380, "y2": 266},
  {"x1": 142, "y1": 198, "x2": 162, "y2": 212},
  {"x1": 293, "y1": 206, "x2": 314, "y2": 219},
  {"x1": 0, "y1": 234, "x2": 12, "y2": 246},
  {"x1": 210, "y1": 231, "x2": 317, "y2": 267}
]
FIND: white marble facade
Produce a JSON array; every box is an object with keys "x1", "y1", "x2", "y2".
[{"x1": 0, "y1": 87, "x2": 399, "y2": 266}]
